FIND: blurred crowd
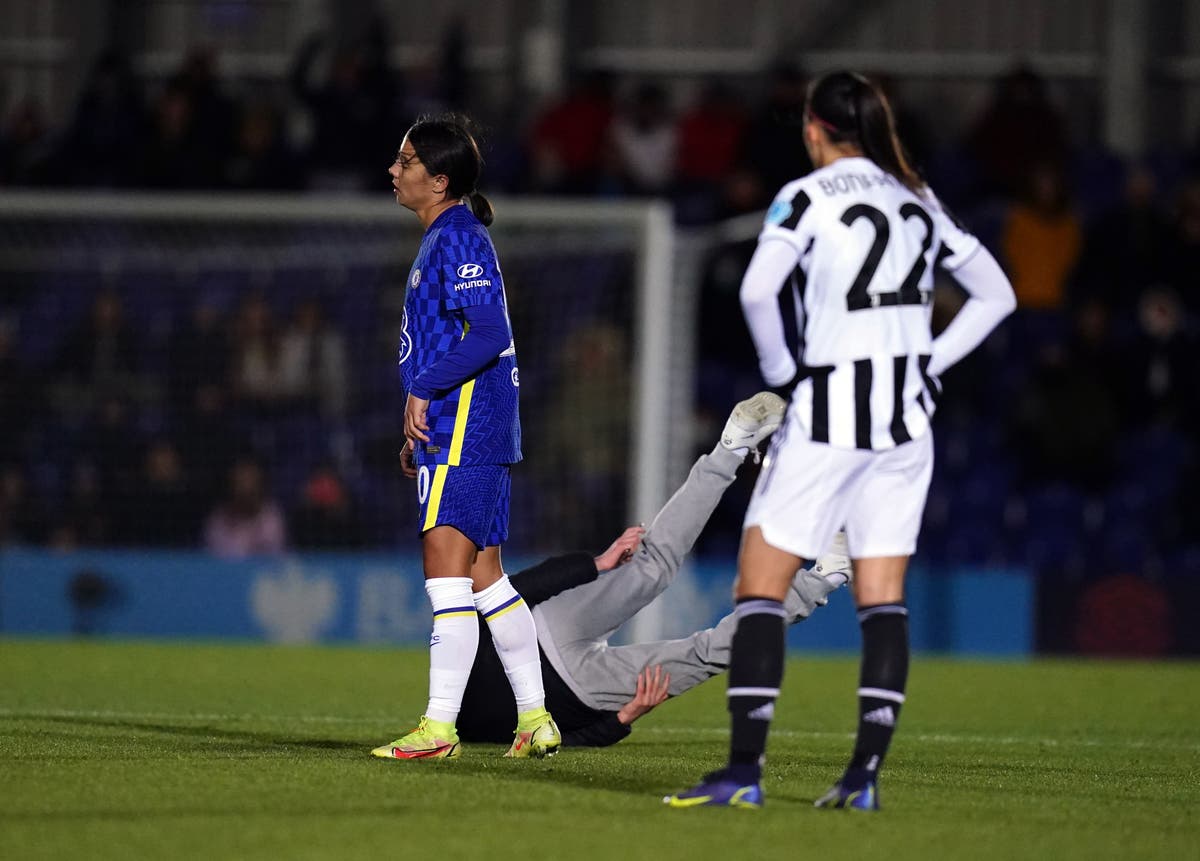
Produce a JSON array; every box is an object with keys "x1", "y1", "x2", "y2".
[
  {"x1": 0, "y1": 37, "x2": 828, "y2": 221},
  {"x1": 0, "y1": 287, "x2": 369, "y2": 556},
  {"x1": 1, "y1": 35, "x2": 1199, "y2": 579}
]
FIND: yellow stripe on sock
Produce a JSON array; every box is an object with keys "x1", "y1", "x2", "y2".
[
  {"x1": 423, "y1": 465, "x2": 449, "y2": 531},
  {"x1": 483, "y1": 597, "x2": 526, "y2": 622},
  {"x1": 448, "y1": 378, "x2": 475, "y2": 466}
]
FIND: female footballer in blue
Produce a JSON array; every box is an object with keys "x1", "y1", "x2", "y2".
[{"x1": 371, "y1": 115, "x2": 560, "y2": 760}]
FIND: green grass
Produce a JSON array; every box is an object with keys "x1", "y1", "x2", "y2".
[{"x1": 1, "y1": 640, "x2": 1198, "y2": 860}]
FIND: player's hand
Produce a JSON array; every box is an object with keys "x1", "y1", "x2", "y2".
[
  {"x1": 594, "y1": 525, "x2": 646, "y2": 571},
  {"x1": 404, "y1": 394, "x2": 431, "y2": 444},
  {"x1": 399, "y1": 439, "x2": 417, "y2": 479},
  {"x1": 616, "y1": 665, "x2": 670, "y2": 725}
]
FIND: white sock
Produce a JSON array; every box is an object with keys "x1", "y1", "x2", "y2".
[
  {"x1": 474, "y1": 577, "x2": 546, "y2": 712},
  {"x1": 423, "y1": 577, "x2": 479, "y2": 724}
]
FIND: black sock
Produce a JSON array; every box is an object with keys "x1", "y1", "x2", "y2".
[
  {"x1": 725, "y1": 598, "x2": 786, "y2": 784},
  {"x1": 845, "y1": 603, "x2": 909, "y2": 786}
]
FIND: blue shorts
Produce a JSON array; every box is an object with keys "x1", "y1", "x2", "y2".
[{"x1": 416, "y1": 463, "x2": 510, "y2": 550}]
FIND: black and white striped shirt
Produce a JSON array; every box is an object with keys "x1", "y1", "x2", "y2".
[{"x1": 741, "y1": 156, "x2": 1015, "y2": 451}]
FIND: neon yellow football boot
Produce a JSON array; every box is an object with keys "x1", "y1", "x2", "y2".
[
  {"x1": 504, "y1": 707, "x2": 561, "y2": 759},
  {"x1": 371, "y1": 715, "x2": 461, "y2": 760}
]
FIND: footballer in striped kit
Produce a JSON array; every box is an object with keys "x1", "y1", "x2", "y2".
[{"x1": 668, "y1": 71, "x2": 1015, "y2": 809}]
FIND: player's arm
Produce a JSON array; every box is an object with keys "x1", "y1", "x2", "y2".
[
  {"x1": 408, "y1": 241, "x2": 512, "y2": 401},
  {"x1": 564, "y1": 666, "x2": 671, "y2": 746},
  {"x1": 616, "y1": 666, "x2": 671, "y2": 725},
  {"x1": 507, "y1": 526, "x2": 644, "y2": 605},
  {"x1": 740, "y1": 186, "x2": 812, "y2": 391},
  {"x1": 561, "y1": 714, "x2": 632, "y2": 747},
  {"x1": 740, "y1": 239, "x2": 803, "y2": 389},
  {"x1": 507, "y1": 552, "x2": 600, "y2": 606},
  {"x1": 407, "y1": 302, "x2": 511, "y2": 400},
  {"x1": 594, "y1": 525, "x2": 644, "y2": 571},
  {"x1": 927, "y1": 245, "x2": 1016, "y2": 378},
  {"x1": 924, "y1": 197, "x2": 1017, "y2": 377}
]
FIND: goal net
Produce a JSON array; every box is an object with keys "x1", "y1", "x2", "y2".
[{"x1": 0, "y1": 192, "x2": 690, "y2": 560}]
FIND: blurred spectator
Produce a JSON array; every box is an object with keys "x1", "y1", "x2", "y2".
[
  {"x1": 436, "y1": 16, "x2": 469, "y2": 111},
  {"x1": 1001, "y1": 161, "x2": 1082, "y2": 311},
  {"x1": 223, "y1": 102, "x2": 304, "y2": 190},
  {"x1": 1071, "y1": 162, "x2": 1171, "y2": 314},
  {"x1": 610, "y1": 82, "x2": 676, "y2": 196},
  {"x1": 965, "y1": 66, "x2": 1068, "y2": 200},
  {"x1": 168, "y1": 47, "x2": 236, "y2": 169},
  {"x1": 1009, "y1": 301, "x2": 1121, "y2": 491},
  {"x1": 541, "y1": 323, "x2": 630, "y2": 548},
  {"x1": 697, "y1": 238, "x2": 758, "y2": 369},
  {"x1": 290, "y1": 30, "x2": 399, "y2": 191},
  {"x1": 1124, "y1": 287, "x2": 1199, "y2": 430},
  {"x1": 77, "y1": 394, "x2": 142, "y2": 509},
  {"x1": 229, "y1": 294, "x2": 286, "y2": 414},
  {"x1": 53, "y1": 289, "x2": 141, "y2": 414},
  {"x1": 1163, "y1": 177, "x2": 1200, "y2": 314},
  {"x1": 52, "y1": 50, "x2": 146, "y2": 187},
  {"x1": 401, "y1": 15, "x2": 468, "y2": 117},
  {"x1": 674, "y1": 80, "x2": 748, "y2": 222},
  {"x1": 169, "y1": 298, "x2": 229, "y2": 413},
  {"x1": 118, "y1": 438, "x2": 200, "y2": 547},
  {"x1": 290, "y1": 463, "x2": 367, "y2": 549},
  {"x1": 677, "y1": 81, "x2": 747, "y2": 184},
  {"x1": 204, "y1": 455, "x2": 286, "y2": 557},
  {"x1": 279, "y1": 298, "x2": 349, "y2": 416},
  {"x1": 0, "y1": 318, "x2": 37, "y2": 459},
  {"x1": 0, "y1": 463, "x2": 48, "y2": 545},
  {"x1": 0, "y1": 98, "x2": 50, "y2": 185},
  {"x1": 175, "y1": 382, "x2": 251, "y2": 508},
  {"x1": 529, "y1": 71, "x2": 616, "y2": 194},
  {"x1": 739, "y1": 62, "x2": 811, "y2": 208},
  {"x1": 140, "y1": 81, "x2": 221, "y2": 189},
  {"x1": 51, "y1": 461, "x2": 114, "y2": 549}
]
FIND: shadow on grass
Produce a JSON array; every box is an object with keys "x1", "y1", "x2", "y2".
[
  {"x1": 5, "y1": 714, "x2": 758, "y2": 806},
  {"x1": 6, "y1": 715, "x2": 849, "y2": 813},
  {"x1": 24, "y1": 714, "x2": 366, "y2": 753}
]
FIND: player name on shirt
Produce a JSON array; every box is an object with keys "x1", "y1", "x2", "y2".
[{"x1": 814, "y1": 170, "x2": 902, "y2": 197}]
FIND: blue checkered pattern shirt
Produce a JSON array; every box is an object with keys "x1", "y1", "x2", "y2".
[{"x1": 398, "y1": 204, "x2": 521, "y2": 466}]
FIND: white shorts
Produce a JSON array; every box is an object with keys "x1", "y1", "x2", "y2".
[{"x1": 743, "y1": 411, "x2": 934, "y2": 560}]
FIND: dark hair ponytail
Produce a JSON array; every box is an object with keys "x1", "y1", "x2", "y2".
[
  {"x1": 806, "y1": 71, "x2": 923, "y2": 194},
  {"x1": 406, "y1": 113, "x2": 495, "y2": 226},
  {"x1": 464, "y1": 191, "x2": 494, "y2": 227}
]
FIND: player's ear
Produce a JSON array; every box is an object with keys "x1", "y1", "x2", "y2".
[{"x1": 803, "y1": 120, "x2": 820, "y2": 147}]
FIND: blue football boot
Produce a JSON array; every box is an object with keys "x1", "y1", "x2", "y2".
[{"x1": 664, "y1": 770, "x2": 764, "y2": 809}]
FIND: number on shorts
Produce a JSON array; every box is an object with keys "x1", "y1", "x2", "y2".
[{"x1": 417, "y1": 465, "x2": 430, "y2": 504}]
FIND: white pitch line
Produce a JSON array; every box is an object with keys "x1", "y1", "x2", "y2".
[
  {"x1": 0, "y1": 708, "x2": 377, "y2": 724},
  {"x1": 1, "y1": 708, "x2": 1195, "y2": 753},
  {"x1": 639, "y1": 726, "x2": 1200, "y2": 753}
]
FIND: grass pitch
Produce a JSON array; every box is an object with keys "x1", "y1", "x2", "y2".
[{"x1": 1, "y1": 640, "x2": 1197, "y2": 860}]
